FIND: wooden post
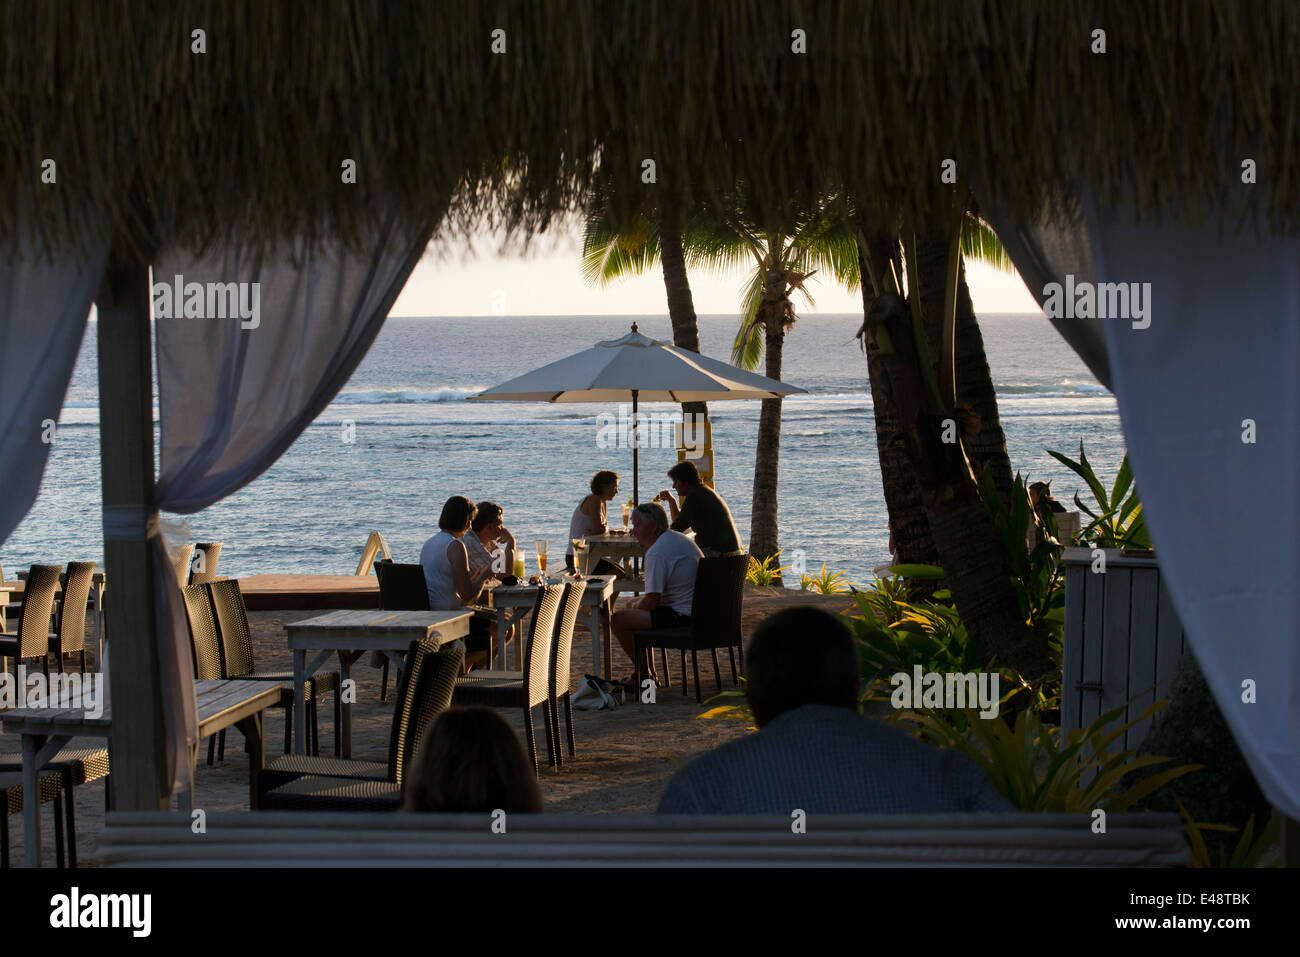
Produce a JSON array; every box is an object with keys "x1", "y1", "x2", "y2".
[{"x1": 97, "y1": 260, "x2": 170, "y2": 811}]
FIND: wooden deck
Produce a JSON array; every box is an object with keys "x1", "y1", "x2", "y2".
[{"x1": 236, "y1": 574, "x2": 381, "y2": 611}]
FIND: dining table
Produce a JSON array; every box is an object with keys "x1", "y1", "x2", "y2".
[
  {"x1": 284, "y1": 608, "x2": 472, "y2": 757},
  {"x1": 1, "y1": 678, "x2": 282, "y2": 867},
  {"x1": 487, "y1": 573, "x2": 617, "y2": 676},
  {"x1": 578, "y1": 531, "x2": 647, "y2": 577}
]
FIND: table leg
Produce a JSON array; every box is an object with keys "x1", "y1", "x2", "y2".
[
  {"x1": 22, "y1": 734, "x2": 42, "y2": 868},
  {"x1": 292, "y1": 649, "x2": 307, "y2": 756},
  {"x1": 496, "y1": 608, "x2": 507, "y2": 671},
  {"x1": 337, "y1": 650, "x2": 356, "y2": 760},
  {"x1": 235, "y1": 711, "x2": 265, "y2": 810},
  {"x1": 603, "y1": 599, "x2": 613, "y2": 679},
  {"x1": 587, "y1": 605, "x2": 601, "y2": 681}
]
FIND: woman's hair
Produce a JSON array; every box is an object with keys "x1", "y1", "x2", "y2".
[
  {"x1": 471, "y1": 501, "x2": 503, "y2": 533},
  {"x1": 438, "y1": 495, "x2": 476, "y2": 533},
  {"x1": 590, "y1": 470, "x2": 620, "y2": 495},
  {"x1": 402, "y1": 707, "x2": 543, "y2": 814}
]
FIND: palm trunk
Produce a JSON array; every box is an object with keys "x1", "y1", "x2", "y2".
[
  {"x1": 857, "y1": 231, "x2": 939, "y2": 585},
  {"x1": 915, "y1": 232, "x2": 1013, "y2": 505},
  {"x1": 748, "y1": 291, "x2": 784, "y2": 580},
  {"x1": 863, "y1": 257, "x2": 1052, "y2": 682},
  {"x1": 659, "y1": 210, "x2": 707, "y2": 422}
]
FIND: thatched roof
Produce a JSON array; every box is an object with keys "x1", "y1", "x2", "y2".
[{"x1": 2, "y1": 1, "x2": 1297, "y2": 260}]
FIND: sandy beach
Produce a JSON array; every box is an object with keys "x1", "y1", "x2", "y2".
[{"x1": 0, "y1": 585, "x2": 855, "y2": 867}]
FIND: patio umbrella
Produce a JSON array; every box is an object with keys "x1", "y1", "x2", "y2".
[{"x1": 467, "y1": 322, "x2": 806, "y2": 503}]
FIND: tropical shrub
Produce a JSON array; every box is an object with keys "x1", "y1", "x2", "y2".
[
  {"x1": 745, "y1": 551, "x2": 788, "y2": 586},
  {"x1": 1047, "y1": 442, "x2": 1151, "y2": 549},
  {"x1": 1177, "y1": 801, "x2": 1283, "y2": 868},
  {"x1": 887, "y1": 700, "x2": 1200, "y2": 812},
  {"x1": 800, "y1": 563, "x2": 852, "y2": 594}
]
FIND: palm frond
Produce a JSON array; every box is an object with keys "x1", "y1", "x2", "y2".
[
  {"x1": 580, "y1": 214, "x2": 661, "y2": 285},
  {"x1": 960, "y1": 214, "x2": 1017, "y2": 276},
  {"x1": 731, "y1": 269, "x2": 766, "y2": 369}
]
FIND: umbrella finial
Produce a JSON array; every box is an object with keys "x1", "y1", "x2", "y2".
[{"x1": 631, "y1": 321, "x2": 638, "y2": 334}]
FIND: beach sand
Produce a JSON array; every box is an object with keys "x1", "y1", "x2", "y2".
[{"x1": 0, "y1": 585, "x2": 855, "y2": 867}]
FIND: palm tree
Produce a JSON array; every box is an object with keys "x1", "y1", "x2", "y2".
[
  {"x1": 583, "y1": 199, "x2": 860, "y2": 579},
  {"x1": 856, "y1": 209, "x2": 1054, "y2": 682}
]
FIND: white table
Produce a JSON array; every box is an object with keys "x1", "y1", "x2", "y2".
[
  {"x1": 580, "y1": 532, "x2": 646, "y2": 577},
  {"x1": 0, "y1": 678, "x2": 281, "y2": 867},
  {"x1": 488, "y1": 575, "x2": 616, "y2": 675},
  {"x1": 285, "y1": 609, "x2": 472, "y2": 757}
]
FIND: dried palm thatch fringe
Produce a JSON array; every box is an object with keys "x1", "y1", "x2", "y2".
[{"x1": 0, "y1": 0, "x2": 1296, "y2": 262}]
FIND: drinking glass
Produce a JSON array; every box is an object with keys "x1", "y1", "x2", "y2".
[
  {"x1": 621, "y1": 503, "x2": 630, "y2": 530},
  {"x1": 513, "y1": 548, "x2": 526, "y2": 580},
  {"x1": 536, "y1": 540, "x2": 548, "y2": 575}
]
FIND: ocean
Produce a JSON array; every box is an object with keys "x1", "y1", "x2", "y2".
[{"x1": 7, "y1": 313, "x2": 1125, "y2": 585}]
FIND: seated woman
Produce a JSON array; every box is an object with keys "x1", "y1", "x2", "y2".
[
  {"x1": 465, "y1": 501, "x2": 515, "y2": 593},
  {"x1": 402, "y1": 706, "x2": 543, "y2": 813},
  {"x1": 420, "y1": 495, "x2": 505, "y2": 670},
  {"x1": 564, "y1": 469, "x2": 628, "y2": 578}
]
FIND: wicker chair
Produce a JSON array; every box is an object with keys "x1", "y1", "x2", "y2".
[
  {"x1": 188, "y1": 542, "x2": 223, "y2": 585},
  {"x1": 260, "y1": 639, "x2": 465, "y2": 810},
  {"x1": 182, "y1": 583, "x2": 244, "y2": 765},
  {"x1": 50, "y1": 561, "x2": 95, "y2": 675},
  {"x1": 170, "y1": 543, "x2": 195, "y2": 588},
  {"x1": 632, "y1": 554, "x2": 748, "y2": 703},
  {"x1": 373, "y1": 560, "x2": 428, "y2": 701},
  {"x1": 203, "y1": 580, "x2": 341, "y2": 758},
  {"x1": 0, "y1": 564, "x2": 61, "y2": 678},
  {"x1": 547, "y1": 580, "x2": 586, "y2": 769},
  {"x1": 0, "y1": 770, "x2": 71, "y2": 868},
  {"x1": 452, "y1": 583, "x2": 564, "y2": 774}
]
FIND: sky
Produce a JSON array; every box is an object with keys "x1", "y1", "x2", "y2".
[{"x1": 391, "y1": 229, "x2": 1042, "y2": 318}]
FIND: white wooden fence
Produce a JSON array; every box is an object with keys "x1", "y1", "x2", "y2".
[{"x1": 1061, "y1": 547, "x2": 1187, "y2": 751}]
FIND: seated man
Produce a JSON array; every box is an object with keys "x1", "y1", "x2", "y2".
[
  {"x1": 611, "y1": 502, "x2": 701, "y2": 689},
  {"x1": 657, "y1": 606, "x2": 1013, "y2": 814},
  {"x1": 655, "y1": 460, "x2": 741, "y2": 556}
]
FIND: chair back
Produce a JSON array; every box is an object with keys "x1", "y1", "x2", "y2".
[
  {"x1": 523, "y1": 584, "x2": 565, "y2": 707},
  {"x1": 387, "y1": 636, "x2": 440, "y2": 783},
  {"x1": 375, "y1": 562, "x2": 430, "y2": 611},
  {"x1": 397, "y1": 640, "x2": 466, "y2": 788},
  {"x1": 56, "y1": 562, "x2": 96, "y2": 654},
  {"x1": 171, "y1": 543, "x2": 195, "y2": 588},
  {"x1": 182, "y1": 584, "x2": 224, "y2": 679},
  {"x1": 189, "y1": 542, "x2": 223, "y2": 585},
  {"x1": 15, "y1": 564, "x2": 61, "y2": 658},
  {"x1": 689, "y1": 555, "x2": 748, "y2": 648},
  {"x1": 549, "y1": 580, "x2": 587, "y2": 700},
  {"x1": 207, "y1": 579, "x2": 256, "y2": 677}
]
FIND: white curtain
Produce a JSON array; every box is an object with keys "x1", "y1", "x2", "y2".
[
  {"x1": 1084, "y1": 206, "x2": 1300, "y2": 821},
  {"x1": 151, "y1": 210, "x2": 430, "y2": 792},
  {"x1": 0, "y1": 243, "x2": 107, "y2": 545}
]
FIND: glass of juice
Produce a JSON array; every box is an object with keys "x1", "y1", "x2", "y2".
[
  {"x1": 570, "y1": 538, "x2": 586, "y2": 575},
  {"x1": 621, "y1": 503, "x2": 631, "y2": 530},
  {"x1": 536, "y1": 540, "x2": 548, "y2": 575},
  {"x1": 513, "y1": 548, "x2": 526, "y2": 580}
]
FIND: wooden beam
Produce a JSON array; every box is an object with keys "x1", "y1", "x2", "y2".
[{"x1": 97, "y1": 260, "x2": 170, "y2": 812}]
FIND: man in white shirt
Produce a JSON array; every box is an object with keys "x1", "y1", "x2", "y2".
[{"x1": 611, "y1": 502, "x2": 702, "y2": 688}]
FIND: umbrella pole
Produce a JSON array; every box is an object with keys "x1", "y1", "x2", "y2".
[{"x1": 632, "y1": 388, "x2": 639, "y2": 506}]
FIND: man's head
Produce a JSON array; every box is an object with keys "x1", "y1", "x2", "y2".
[
  {"x1": 667, "y1": 460, "x2": 701, "y2": 496},
  {"x1": 744, "y1": 607, "x2": 860, "y2": 727},
  {"x1": 631, "y1": 501, "x2": 669, "y2": 547}
]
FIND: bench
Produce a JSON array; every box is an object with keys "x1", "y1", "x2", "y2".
[{"x1": 97, "y1": 811, "x2": 1191, "y2": 866}]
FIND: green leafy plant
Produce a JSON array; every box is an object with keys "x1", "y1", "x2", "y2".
[
  {"x1": 887, "y1": 700, "x2": 1200, "y2": 812},
  {"x1": 847, "y1": 586, "x2": 984, "y2": 702},
  {"x1": 745, "y1": 550, "x2": 789, "y2": 586},
  {"x1": 1177, "y1": 800, "x2": 1283, "y2": 868},
  {"x1": 698, "y1": 688, "x2": 758, "y2": 731},
  {"x1": 1047, "y1": 442, "x2": 1151, "y2": 549},
  {"x1": 977, "y1": 470, "x2": 1067, "y2": 654},
  {"x1": 800, "y1": 563, "x2": 852, "y2": 594}
]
